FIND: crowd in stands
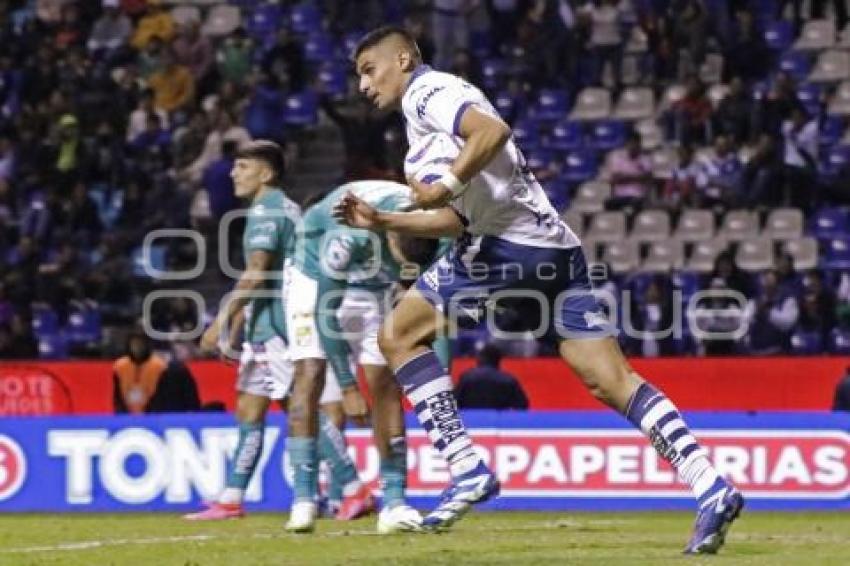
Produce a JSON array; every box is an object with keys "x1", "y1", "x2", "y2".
[{"x1": 1, "y1": 0, "x2": 850, "y2": 361}]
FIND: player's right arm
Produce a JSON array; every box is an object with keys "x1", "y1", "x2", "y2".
[{"x1": 332, "y1": 192, "x2": 464, "y2": 237}]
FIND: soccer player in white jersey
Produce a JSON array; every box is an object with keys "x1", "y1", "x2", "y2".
[{"x1": 334, "y1": 26, "x2": 744, "y2": 554}]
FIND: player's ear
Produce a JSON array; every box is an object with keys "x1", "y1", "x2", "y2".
[{"x1": 398, "y1": 49, "x2": 416, "y2": 73}]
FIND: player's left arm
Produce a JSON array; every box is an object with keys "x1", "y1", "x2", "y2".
[
  {"x1": 201, "y1": 249, "x2": 273, "y2": 354},
  {"x1": 409, "y1": 107, "x2": 511, "y2": 209}
]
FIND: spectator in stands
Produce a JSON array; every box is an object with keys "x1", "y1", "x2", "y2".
[
  {"x1": 171, "y1": 20, "x2": 214, "y2": 95},
  {"x1": 55, "y1": 2, "x2": 84, "y2": 50},
  {"x1": 579, "y1": 0, "x2": 625, "y2": 90},
  {"x1": 112, "y1": 330, "x2": 201, "y2": 414},
  {"x1": 714, "y1": 77, "x2": 754, "y2": 144},
  {"x1": 455, "y1": 343, "x2": 529, "y2": 410},
  {"x1": 696, "y1": 276, "x2": 745, "y2": 355},
  {"x1": 62, "y1": 181, "x2": 102, "y2": 247},
  {"x1": 723, "y1": 9, "x2": 769, "y2": 83},
  {"x1": 776, "y1": 252, "x2": 802, "y2": 296},
  {"x1": 148, "y1": 49, "x2": 195, "y2": 114},
  {"x1": 662, "y1": 144, "x2": 701, "y2": 211},
  {"x1": 129, "y1": 112, "x2": 171, "y2": 156},
  {"x1": 243, "y1": 71, "x2": 286, "y2": 145},
  {"x1": 672, "y1": 0, "x2": 708, "y2": 76},
  {"x1": 182, "y1": 110, "x2": 250, "y2": 184},
  {"x1": 746, "y1": 270, "x2": 799, "y2": 354},
  {"x1": 126, "y1": 88, "x2": 167, "y2": 142},
  {"x1": 216, "y1": 28, "x2": 253, "y2": 85},
  {"x1": 743, "y1": 133, "x2": 783, "y2": 207},
  {"x1": 0, "y1": 283, "x2": 12, "y2": 327},
  {"x1": 798, "y1": 270, "x2": 837, "y2": 340},
  {"x1": 405, "y1": 14, "x2": 435, "y2": 65},
  {"x1": 261, "y1": 27, "x2": 306, "y2": 93},
  {"x1": 85, "y1": 234, "x2": 134, "y2": 320},
  {"x1": 755, "y1": 71, "x2": 802, "y2": 139},
  {"x1": 137, "y1": 36, "x2": 165, "y2": 78},
  {"x1": 608, "y1": 130, "x2": 653, "y2": 211},
  {"x1": 202, "y1": 140, "x2": 239, "y2": 222},
  {"x1": 36, "y1": 241, "x2": 85, "y2": 317},
  {"x1": 706, "y1": 250, "x2": 752, "y2": 299},
  {"x1": 87, "y1": 0, "x2": 132, "y2": 58},
  {"x1": 0, "y1": 134, "x2": 15, "y2": 183},
  {"x1": 431, "y1": 0, "x2": 475, "y2": 71},
  {"x1": 131, "y1": 0, "x2": 174, "y2": 51},
  {"x1": 624, "y1": 275, "x2": 677, "y2": 357},
  {"x1": 449, "y1": 48, "x2": 482, "y2": 87},
  {"x1": 669, "y1": 76, "x2": 713, "y2": 145},
  {"x1": 782, "y1": 107, "x2": 818, "y2": 211},
  {"x1": 833, "y1": 367, "x2": 850, "y2": 411},
  {"x1": 782, "y1": 0, "x2": 848, "y2": 34},
  {"x1": 51, "y1": 113, "x2": 87, "y2": 192},
  {"x1": 697, "y1": 135, "x2": 744, "y2": 208},
  {"x1": 0, "y1": 313, "x2": 38, "y2": 360}
]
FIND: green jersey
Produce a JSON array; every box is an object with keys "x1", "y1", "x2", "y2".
[
  {"x1": 295, "y1": 181, "x2": 412, "y2": 290},
  {"x1": 242, "y1": 188, "x2": 301, "y2": 343}
]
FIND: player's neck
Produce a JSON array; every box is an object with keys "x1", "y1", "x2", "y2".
[{"x1": 251, "y1": 185, "x2": 273, "y2": 202}]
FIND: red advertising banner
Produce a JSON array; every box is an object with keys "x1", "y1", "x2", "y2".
[{"x1": 1, "y1": 357, "x2": 847, "y2": 415}]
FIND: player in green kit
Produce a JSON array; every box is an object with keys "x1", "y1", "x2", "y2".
[
  {"x1": 186, "y1": 141, "x2": 367, "y2": 521},
  {"x1": 285, "y1": 179, "x2": 450, "y2": 534}
]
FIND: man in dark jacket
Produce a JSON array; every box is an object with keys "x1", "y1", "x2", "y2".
[{"x1": 455, "y1": 344, "x2": 529, "y2": 410}]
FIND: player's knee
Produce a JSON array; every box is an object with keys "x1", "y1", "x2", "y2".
[{"x1": 235, "y1": 395, "x2": 268, "y2": 424}]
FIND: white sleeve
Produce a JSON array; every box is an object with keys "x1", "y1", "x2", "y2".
[
  {"x1": 409, "y1": 80, "x2": 477, "y2": 136},
  {"x1": 769, "y1": 296, "x2": 799, "y2": 331}
]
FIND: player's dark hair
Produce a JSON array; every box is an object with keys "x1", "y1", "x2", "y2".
[
  {"x1": 353, "y1": 25, "x2": 422, "y2": 63},
  {"x1": 235, "y1": 140, "x2": 286, "y2": 183},
  {"x1": 477, "y1": 343, "x2": 503, "y2": 368},
  {"x1": 397, "y1": 234, "x2": 439, "y2": 267}
]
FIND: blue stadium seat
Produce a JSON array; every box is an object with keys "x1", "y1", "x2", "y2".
[
  {"x1": 764, "y1": 19, "x2": 794, "y2": 51},
  {"x1": 525, "y1": 149, "x2": 555, "y2": 172},
  {"x1": 469, "y1": 30, "x2": 492, "y2": 60},
  {"x1": 244, "y1": 3, "x2": 285, "y2": 39},
  {"x1": 66, "y1": 307, "x2": 102, "y2": 344},
  {"x1": 283, "y1": 91, "x2": 318, "y2": 126},
  {"x1": 303, "y1": 34, "x2": 335, "y2": 63},
  {"x1": 790, "y1": 330, "x2": 824, "y2": 355},
  {"x1": 796, "y1": 83, "x2": 822, "y2": 116},
  {"x1": 819, "y1": 115, "x2": 845, "y2": 148},
  {"x1": 779, "y1": 52, "x2": 812, "y2": 82},
  {"x1": 494, "y1": 91, "x2": 520, "y2": 121},
  {"x1": 820, "y1": 145, "x2": 850, "y2": 178},
  {"x1": 545, "y1": 120, "x2": 584, "y2": 151},
  {"x1": 341, "y1": 31, "x2": 364, "y2": 59},
  {"x1": 32, "y1": 307, "x2": 59, "y2": 338},
  {"x1": 512, "y1": 120, "x2": 541, "y2": 151},
  {"x1": 532, "y1": 89, "x2": 569, "y2": 121},
  {"x1": 541, "y1": 177, "x2": 570, "y2": 211},
  {"x1": 132, "y1": 244, "x2": 166, "y2": 277},
  {"x1": 823, "y1": 238, "x2": 850, "y2": 269},
  {"x1": 317, "y1": 63, "x2": 348, "y2": 98},
  {"x1": 481, "y1": 58, "x2": 506, "y2": 90},
  {"x1": 671, "y1": 270, "x2": 700, "y2": 302},
  {"x1": 811, "y1": 207, "x2": 850, "y2": 239},
  {"x1": 830, "y1": 327, "x2": 850, "y2": 353},
  {"x1": 561, "y1": 150, "x2": 599, "y2": 184},
  {"x1": 290, "y1": 2, "x2": 321, "y2": 35},
  {"x1": 38, "y1": 333, "x2": 69, "y2": 360},
  {"x1": 588, "y1": 120, "x2": 627, "y2": 151}
]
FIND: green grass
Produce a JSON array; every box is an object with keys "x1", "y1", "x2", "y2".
[{"x1": 0, "y1": 511, "x2": 847, "y2": 566}]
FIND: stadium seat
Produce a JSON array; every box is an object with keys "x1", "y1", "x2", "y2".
[
  {"x1": 588, "y1": 120, "x2": 626, "y2": 151},
  {"x1": 650, "y1": 147, "x2": 678, "y2": 179},
  {"x1": 568, "y1": 88, "x2": 611, "y2": 121},
  {"x1": 828, "y1": 81, "x2": 850, "y2": 116},
  {"x1": 809, "y1": 50, "x2": 850, "y2": 83},
  {"x1": 533, "y1": 89, "x2": 569, "y2": 121},
  {"x1": 561, "y1": 209, "x2": 584, "y2": 237},
  {"x1": 581, "y1": 238, "x2": 601, "y2": 264},
  {"x1": 721, "y1": 210, "x2": 759, "y2": 241},
  {"x1": 708, "y1": 84, "x2": 730, "y2": 109},
  {"x1": 244, "y1": 3, "x2": 284, "y2": 39},
  {"x1": 525, "y1": 149, "x2": 555, "y2": 172},
  {"x1": 840, "y1": 22, "x2": 850, "y2": 48},
  {"x1": 32, "y1": 307, "x2": 59, "y2": 338},
  {"x1": 824, "y1": 238, "x2": 850, "y2": 269},
  {"x1": 821, "y1": 144, "x2": 850, "y2": 176},
  {"x1": 631, "y1": 209, "x2": 671, "y2": 242},
  {"x1": 658, "y1": 84, "x2": 686, "y2": 113},
  {"x1": 171, "y1": 6, "x2": 201, "y2": 27},
  {"x1": 586, "y1": 211, "x2": 627, "y2": 243},
  {"x1": 796, "y1": 83, "x2": 822, "y2": 116},
  {"x1": 290, "y1": 2, "x2": 321, "y2": 35},
  {"x1": 132, "y1": 244, "x2": 166, "y2": 278},
  {"x1": 829, "y1": 327, "x2": 850, "y2": 353},
  {"x1": 203, "y1": 5, "x2": 241, "y2": 38},
  {"x1": 38, "y1": 333, "x2": 69, "y2": 360},
  {"x1": 570, "y1": 181, "x2": 611, "y2": 213},
  {"x1": 790, "y1": 330, "x2": 824, "y2": 355},
  {"x1": 642, "y1": 240, "x2": 685, "y2": 272},
  {"x1": 603, "y1": 241, "x2": 640, "y2": 274},
  {"x1": 624, "y1": 25, "x2": 648, "y2": 54},
  {"x1": 763, "y1": 208, "x2": 803, "y2": 240},
  {"x1": 303, "y1": 34, "x2": 336, "y2": 63},
  {"x1": 783, "y1": 237, "x2": 819, "y2": 270},
  {"x1": 66, "y1": 307, "x2": 102, "y2": 344},
  {"x1": 541, "y1": 177, "x2": 570, "y2": 211},
  {"x1": 819, "y1": 115, "x2": 845, "y2": 148},
  {"x1": 481, "y1": 58, "x2": 506, "y2": 90},
  {"x1": 561, "y1": 149, "x2": 599, "y2": 183},
  {"x1": 634, "y1": 118, "x2": 663, "y2": 150},
  {"x1": 674, "y1": 209, "x2": 715, "y2": 242},
  {"x1": 513, "y1": 120, "x2": 541, "y2": 151},
  {"x1": 283, "y1": 91, "x2": 318, "y2": 126},
  {"x1": 735, "y1": 238, "x2": 774, "y2": 272},
  {"x1": 779, "y1": 51, "x2": 812, "y2": 82},
  {"x1": 794, "y1": 19, "x2": 836, "y2": 51},
  {"x1": 671, "y1": 270, "x2": 699, "y2": 301},
  {"x1": 811, "y1": 207, "x2": 850, "y2": 239},
  {"x1": 317, "y1": 63, "x2": 348, "y2": 98},
  {"x1": 764, "y1": 19, "x2": 794, "y2": 51},
  {"x1": 545, "y1": 120, "x2": 583, "y2": 151},
  {"x1": 686, "y1": 238, "x2": 728, "y2": 272},
  {"x1": 494, "y1": 91, "x2": 519, "y2": 121},
  {"x1": 613, "y1": 87, "x2": 654, "y2": 121}
]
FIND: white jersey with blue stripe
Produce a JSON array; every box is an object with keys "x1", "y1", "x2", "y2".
[{"x1": 401, "y1": 66, "x2": 581, "y2": 250}]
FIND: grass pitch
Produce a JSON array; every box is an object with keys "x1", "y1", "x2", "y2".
[{"x1": 0, "y1": 511, "x2": 846, "y2": 565}]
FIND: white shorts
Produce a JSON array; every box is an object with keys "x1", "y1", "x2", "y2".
[
  {"x1": 285, "y1": 267, "x2": 388, "y2": 366},
  {"x1": 236, "y1": 335, "x2": 343, "y2": 404}
]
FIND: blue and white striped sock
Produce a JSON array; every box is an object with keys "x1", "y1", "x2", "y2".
[
  {"x1": 626, "y1": 383, "x2": 726, "y2": 507},
  {"x1": 396, "y1": 350, "x2": 480, "y2": 477}
]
